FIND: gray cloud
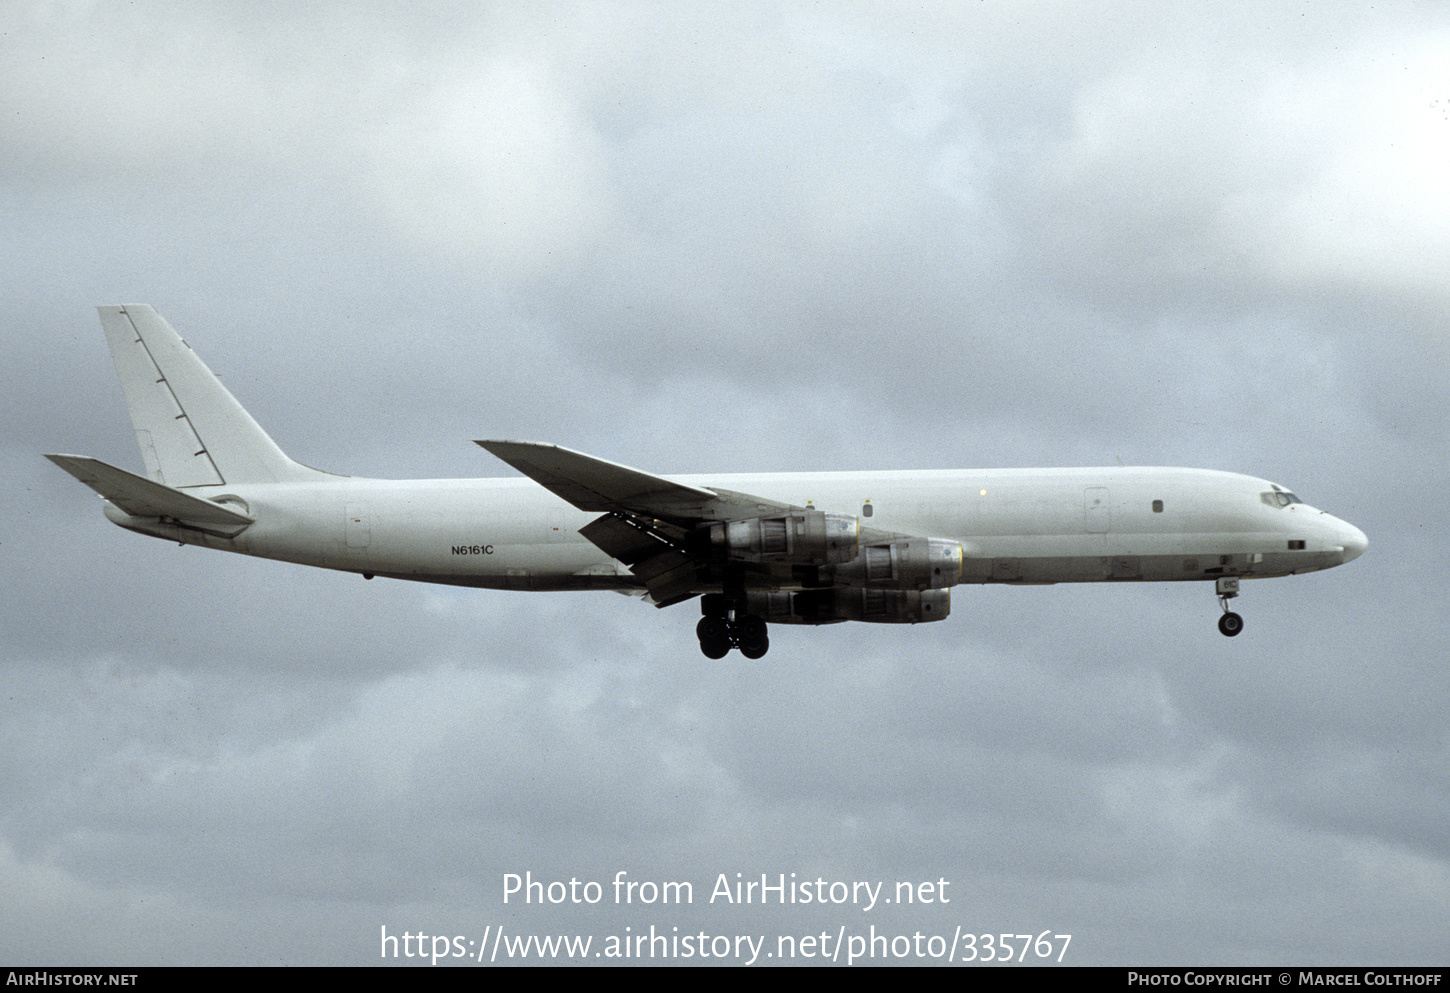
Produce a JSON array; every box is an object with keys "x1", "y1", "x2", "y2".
[{"x1": 3, "y1": 0, "x2": 1445, "y2": 966}]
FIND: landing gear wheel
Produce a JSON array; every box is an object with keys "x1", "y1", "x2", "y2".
[
  {"x1": 695, "y1": 601, "x2": 771, "y2": 659},
  {"x1": 700, "y1": 638, "x2": 731, "y2": 659},
  {"x1": 696, "y1": 616, "x2": 731, "y2": 658},
  {"x1": 739, "y1": 639, "x2": 769, "y2": 660},
  {"x1": 736, "y1": 614, "x2": 769, "y2": 658},
  {"x1": 1214, "y1": 577, "x2": 1243, "y2": 638}
]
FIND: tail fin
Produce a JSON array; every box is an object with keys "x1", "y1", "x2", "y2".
[{"x1": 98, "y1": 305, "x2": 334, "y2": 487}]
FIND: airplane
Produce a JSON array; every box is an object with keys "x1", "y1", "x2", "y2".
[{"x1": 47, "y1": 305, "x2": 1367, "y2": 659}]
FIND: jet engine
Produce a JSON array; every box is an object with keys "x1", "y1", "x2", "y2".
[
  {"x1": 827, "y1": 537, "x2": 963, "y2": 591},
  {"x1": 746, "y1": 588, "x2": 951, "y2": 625},
  {"x1": 707, "y1": 511, "x2": 859, "y2": 565}
]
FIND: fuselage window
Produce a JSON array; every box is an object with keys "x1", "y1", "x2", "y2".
[
  {"x1": 862, "y1": 502, "x2": 873, "y2": 518},
  {"x1": 1152, "y1": 500, "x2": 1163, "y2": 513}
]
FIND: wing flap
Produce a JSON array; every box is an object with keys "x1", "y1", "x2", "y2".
[{"x1": 578, "y1": 513, "x2": 699, "y2": 607}]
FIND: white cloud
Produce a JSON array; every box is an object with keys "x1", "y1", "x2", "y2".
[
  {"x1": 360, "y1": 58, "x2": 617, "y2": 275},
  {"x1": 1229, "y1": 34, "x2": 1450, "y2": 298}
]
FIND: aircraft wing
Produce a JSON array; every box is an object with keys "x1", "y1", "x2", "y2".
[
  {"x1": 475, "y1": 440, "x2": 801, "y2": 523},
  {"x1": 477, "y1": 440, "x2": 807, "y2": 607}
]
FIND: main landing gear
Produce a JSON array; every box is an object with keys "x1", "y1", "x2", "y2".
[
  {"x1": 1215, "y1": 577, "x2": 1244, "y2": 637},
  {"x1": 697, "y1": 594, "x2": 769, "y2": 659}
]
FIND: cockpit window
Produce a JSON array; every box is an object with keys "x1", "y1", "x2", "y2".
[{"x1": 1260, "y1": 491, "x2": 1303, "y2": 508}]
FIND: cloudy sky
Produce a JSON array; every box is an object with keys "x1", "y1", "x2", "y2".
[{"x1": 3, "y1": 1, "x2": 1447, "y2": 966}]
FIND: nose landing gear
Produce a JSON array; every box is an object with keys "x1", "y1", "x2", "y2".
[
  {"x1": 1216, "y1": 577, "x2": 1243, "y2": 637},
  {"x1": 696, "y1": 594, "x2": 770, "y2": 658}
]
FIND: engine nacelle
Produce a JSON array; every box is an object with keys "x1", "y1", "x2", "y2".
[
  {"x1": 708, "y1": 511, "x2": 859, "y2": 565},
  {"x1": 828, "y1": 537, "x2": 963, "y2": 590},
  {"x1": 746, "y1": 588, "x2": 951, "y2": 625}
]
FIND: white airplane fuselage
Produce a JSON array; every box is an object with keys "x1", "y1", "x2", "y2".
[
  {"x1": 51, "y1": 305, "x2": 1366, "y2": 654},
  {"x1": 104, "y1": 465, "x2": 1365, "y2": 592}
]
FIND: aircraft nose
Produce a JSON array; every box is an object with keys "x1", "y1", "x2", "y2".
[{"x1": 1337, "y1": 520, "x2": 1368, "y2": 564}]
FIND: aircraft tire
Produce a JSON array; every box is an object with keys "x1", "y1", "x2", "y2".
[
  {"x1": 738, "y1": 613, "x2": 766, "y2": 635},
  {"x1": 697, "y1": 616, "x2": 729, "y2": 642},
  {"x1": 736, "y1": 615, "x2": 769, "y2": 658},
  {"x1": 700, "y1": 638, "x2": 731, "y2": 659},
  {"x1": 739, "y1": 638, "x2": 769, "y2": 660},
  {"x1": 1218, "y1": 612, "x2": 1244, "y2": 637},
  {"x1": 697, "y1": 616, "x2": 732, "y2": 658}
]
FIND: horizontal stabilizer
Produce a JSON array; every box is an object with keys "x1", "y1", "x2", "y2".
[{"x1": 45, "y1": 454, "x2": 254, "y2": 528}]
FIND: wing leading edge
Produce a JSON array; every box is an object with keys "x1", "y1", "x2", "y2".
[{"x1": 474, "y1": 440, "x2": 801, "y2": 522}]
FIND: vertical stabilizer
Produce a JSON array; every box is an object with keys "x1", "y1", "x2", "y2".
[{"x1": 99, "y1": 305, "x2": 333, "y2": 487}]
